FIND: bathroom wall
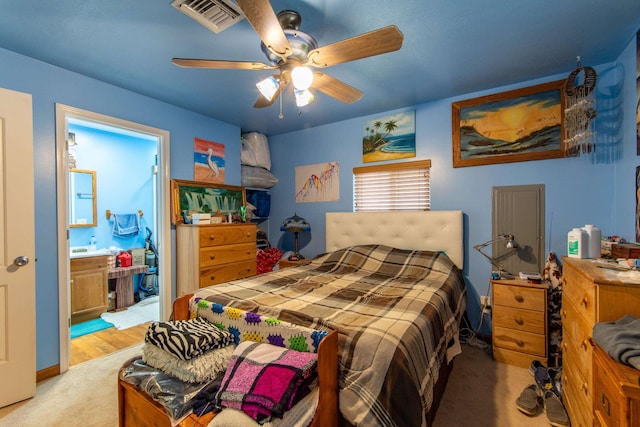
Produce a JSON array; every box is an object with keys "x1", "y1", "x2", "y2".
[{"x1": 68, "y1": 123, "x2": 157, "y2": 252}]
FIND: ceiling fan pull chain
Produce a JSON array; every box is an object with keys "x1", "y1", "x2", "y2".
[{"x1": 278, "y1": 90, "x2": 284, "y2": 119}]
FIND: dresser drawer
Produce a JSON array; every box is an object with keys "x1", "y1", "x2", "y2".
[
  {"x1": 199, "y1": 224, "x2": 255, "y2": 247},
  {"x1": 562, "y1": 263, "x2": 596, "y2": 325},
  {"x1": 563, "y1": 363, "x2": 592, "y2": 427},
  {"x1": 493, "y1": 283, "x2": 545, "y2": 311},
  {"x1": 199, "y1": 243, "x2": 256, "y2": 267},
  {"x1": 493, "y1": 325, "x2": 546, "y2": 356},
  {"x1": 199, "y1": 260, "x2": 257, "y2": 287},
  {"x1": 593, "y1": 355, "x2": 624, "y2": 427},
  {"x1": 493, "y1": 305, "x2": 545, "y2": 334},
  {"x1": 562, "y1": 300, "x2": 592, "y2": 354}
]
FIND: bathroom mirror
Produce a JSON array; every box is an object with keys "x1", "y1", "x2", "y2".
[{"x1": 69, "y1": 168, "x2": 97, "y2": 228}]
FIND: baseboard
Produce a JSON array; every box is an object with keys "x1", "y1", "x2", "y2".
[{"x1": 36, "y1": 364, "x2": 60, "y2": 382}]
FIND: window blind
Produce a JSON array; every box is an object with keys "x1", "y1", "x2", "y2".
[{"x1": 353, "y1": 160, "x2": 431, "y2": 211}]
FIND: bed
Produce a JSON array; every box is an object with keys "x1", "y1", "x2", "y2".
[{"x1": 118, "y1": 210, "x2": 467, "y2": 427}]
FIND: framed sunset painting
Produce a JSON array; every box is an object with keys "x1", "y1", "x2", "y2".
[{"x1": 452, "y1": 80, "x2": 565, "y2": 167}]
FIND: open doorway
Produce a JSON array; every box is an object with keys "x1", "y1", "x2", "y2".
[{"x1": 55, "y1": 104, "x2": 171, "y2": 373}]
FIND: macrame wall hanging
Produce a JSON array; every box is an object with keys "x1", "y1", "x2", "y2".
[{"x1": 563, "y1": 56, "x2": 598, "y2": 157}]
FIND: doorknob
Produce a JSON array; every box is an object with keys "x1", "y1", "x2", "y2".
[{"x1": 14, "y1": 256, "x2": 29, "y2": 267}]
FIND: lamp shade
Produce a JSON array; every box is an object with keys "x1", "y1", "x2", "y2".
[{"x1": 280, "y1": 213, "x2": 311, "y2": 233}]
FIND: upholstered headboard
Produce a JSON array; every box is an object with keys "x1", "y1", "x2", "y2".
[{"x1": 325, "y1": 211, "x2": 464, "y2": 269}]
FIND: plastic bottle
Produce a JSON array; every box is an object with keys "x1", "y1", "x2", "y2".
[
  {"x1": 89, "y1": 236, "x2": 97, "y2": 251},
  {"x1": 567, "y1": 228, "x2": 587, "y2": 258},
  {"x1": 583, "y1": 224, "x2": 601, "y2": 259}
]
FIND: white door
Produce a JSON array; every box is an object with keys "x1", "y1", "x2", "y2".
[{"x1": 0, "y1": 87, "x2": 36, "y2": 408}]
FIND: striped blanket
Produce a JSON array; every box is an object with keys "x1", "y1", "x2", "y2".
[{"x1": 191, "y1": 244, "x2": 467, "y2": 426}]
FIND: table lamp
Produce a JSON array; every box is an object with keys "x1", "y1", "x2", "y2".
[
  {"x1": 280, "y1": 213, "x2": 311, "y2": 261},
  {"x1": 474, "y1": 234, "x2": 519, "y2": 278}
]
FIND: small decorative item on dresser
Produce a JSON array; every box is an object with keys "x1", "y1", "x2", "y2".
[{"x1": 280, "y1": 213, "x2": 311, "y2": 261}]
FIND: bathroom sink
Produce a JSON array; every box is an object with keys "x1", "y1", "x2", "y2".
[{"x1": 69, "y1": 247, "x2": 112, "y2": 259}]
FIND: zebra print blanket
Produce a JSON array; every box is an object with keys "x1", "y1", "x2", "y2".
[{"x1": 145, "y1": 317, "x2": 233, "y2": 360}]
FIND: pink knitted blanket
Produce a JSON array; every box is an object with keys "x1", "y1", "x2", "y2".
[{"x1": 216, "y1": 341, "x2": 318, "y2": 422}]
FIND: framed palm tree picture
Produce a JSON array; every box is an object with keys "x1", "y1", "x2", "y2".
[{"x1": 362, "y1": 110, "x2": 416, "y2": 163}]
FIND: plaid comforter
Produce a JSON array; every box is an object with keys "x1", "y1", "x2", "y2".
[{"x1": 191, "y1": 244, "x2": 467, "y2": 426}]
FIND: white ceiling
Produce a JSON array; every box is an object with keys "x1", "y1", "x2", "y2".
[{"x1": 0, "y1": 0, "x2": 638, "y2": 136}]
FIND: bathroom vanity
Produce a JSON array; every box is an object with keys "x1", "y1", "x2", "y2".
[{"x1": 70, "y1": 254, "x2": 110, "y2": 324}]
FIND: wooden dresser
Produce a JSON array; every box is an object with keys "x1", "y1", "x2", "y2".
[
  {"x1": 561, "y1": 257, "x2": 640, "y2": 427},
  {"x1": 491, "y1": 278, "x2": 548, "y2": 368},
  {"x1": 176, "y1": 223, "x2": 257, "y2": 296},
  {"x1": 70, "y1": 255, "x2": 110, "y2": 324},
  {"x1": 592, "y1": 340, "x2": 640, "y2": 427}
]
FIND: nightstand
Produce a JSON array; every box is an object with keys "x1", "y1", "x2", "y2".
[
  {"x1": 279, "y1": 259, "x2": 310, "y2": 269},
  {"x1": 491, "y1": 278, "x2": 548, "y2": 368}
]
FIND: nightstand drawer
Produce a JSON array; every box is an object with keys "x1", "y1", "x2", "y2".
[
  {"x1": 493, "y1": 283, "x2": 545, "y2": 311},
  {"x1": 492, "y1": 305, "x2": 545, "y2": 334},
  {"x1": 493, "y1": 325, "x2": 546, "y2": 356}
]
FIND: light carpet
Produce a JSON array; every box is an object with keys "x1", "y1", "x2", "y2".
[
  {"x1": 433, "y1": 342, "x2": 554, "y2": 427},
  {"x1": 0, "y1": 344, "x2": 142, "y2": 427},
  {"x1": 101, "y1": 295, "x2": 159, "y2": 330},
  {"x1": 0, "y1": 340, "x2": 562, "y2": 426}
]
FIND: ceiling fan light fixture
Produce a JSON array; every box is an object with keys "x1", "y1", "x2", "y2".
[
  {"x1": 256, "y1": 76, "x2": 279, "y2": 101},
  {"x1": 294, "y1": 88, "x2": 314, "y2": 107},
  {"x1": 291, "y1": 66, "x2": 313, "y2": 90}
]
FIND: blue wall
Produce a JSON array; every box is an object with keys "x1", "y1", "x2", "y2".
[
  {"x1": 0, "y1": 47, "x2": 242, "y2": 370},
  {"x1": 68, "y1": 124, "x2": 157, "y2": 251},
  {"x1": 267, "y1": 34, "x2": 638, "y2": 333},
  {"x1": 0, "y1": 28, "x2": 637, "y2": 370}
]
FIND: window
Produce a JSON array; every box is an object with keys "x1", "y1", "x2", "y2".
[{"x1": 353, "y1": 160, "x2": 431, "y2": 211}]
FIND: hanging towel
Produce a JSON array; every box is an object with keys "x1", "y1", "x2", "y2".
[{"x1": 112, "y1": 213, "x2": 140, "y2": 237}]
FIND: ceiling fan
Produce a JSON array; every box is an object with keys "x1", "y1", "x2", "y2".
[{"x1": 172, "y1": 0, "x2": 404, "y2": 109}]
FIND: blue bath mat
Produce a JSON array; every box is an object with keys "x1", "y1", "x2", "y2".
[{"x1": 71, "y1": 317, "x2": 114, "y2": 339}]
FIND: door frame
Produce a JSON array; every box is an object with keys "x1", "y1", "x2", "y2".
[{"x1": 55, "y1": 104, "x2": 171, "y2": 372}]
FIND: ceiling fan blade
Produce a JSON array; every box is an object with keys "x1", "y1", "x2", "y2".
[
  {"x1": 254, "y1": 79, "x2": 289, "y2": 108},
  {"x1": 311, "y1": 72, "x2": 363, "y2": 104},
  {"x1": 307, "y1": 25, "x2": 404, "y2": 68},
  {"x1": 236, "y1": 0, "x2": 292, "y2": 60},
  {"x1": 172, "y1": 58, "x2": 276, "y2": 70}
]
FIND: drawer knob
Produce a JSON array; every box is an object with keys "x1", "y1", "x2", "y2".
[
  {"x1": 246, "y1": 232, "x2": 251, "y2": 237},
  {"x1": 580, "y1": 297, "x2": 588, "y2": 307},
  {"x1": 209, "y1": 275, "x2": 216, "y2": 280},
  {"x1": 601, "y1": 393, "x2": 610, "y2": 416},
  {"x1": 209, "y1": 255, "x2": 216, "y2": 260},
  {"x1": 209, "y1": 235, "x2": 216, "y2": 240},
  {"x1": 245, "y1": 250, "x2": 251, "y2": 254},
  {"x1": 514, "y1": 295, "x2": 524, "y2": 303},
  {"x1": 514, "y1": 317, "x2": 524, "y2": 325},
  {"x1": 516, "y1": 340, "x2": 524, "y2": 347},
  {"x1": 561, "y1": 309, "x2": 567, "y2": 319},
  {"x1": 581, "y1": 382, "x2": 588, "y2": 395},
  {"x1": 581, "y1": 340, "x2": 588, "y2": 351}
]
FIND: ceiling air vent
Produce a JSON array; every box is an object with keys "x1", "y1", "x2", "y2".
[{"x1": 171, "y1": 0, "x2": 245, "y2": 34}]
